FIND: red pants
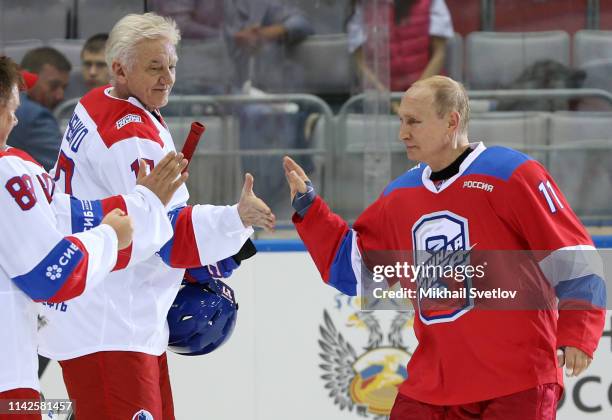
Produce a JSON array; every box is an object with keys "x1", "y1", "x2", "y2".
[
  {"x1": 60, "y1": 351, "x2": 174, "y2": 420},
  {"x1": 390, "y1": 384, "x2": 562, "y2": 420},
  {"x1": 0, "y1": 388, "x2": 41, "y2": 420}
]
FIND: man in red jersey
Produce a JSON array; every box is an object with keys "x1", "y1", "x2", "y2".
[{"x1": 284, "y1": 76, "x2": 606, "y2": 419}]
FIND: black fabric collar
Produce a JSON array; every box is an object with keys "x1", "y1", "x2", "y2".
[{"x1": 429, "y1": 147, "x2": 473, "y2": 182}]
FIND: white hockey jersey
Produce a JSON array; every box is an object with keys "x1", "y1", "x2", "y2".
[
  {"x1": 38, "y1": 86, "x2": 253, "y2": 360},
  {"x1": 0, "y1": 148, "x2": 116, "y2": 392}
]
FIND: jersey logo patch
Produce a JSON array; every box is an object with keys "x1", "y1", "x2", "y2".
[
  {"x1": 221, "y1": 284, "x2": 235, "y2": 303},
  {"x1": 116, "y1": 113, "x2": 143, "y2": 130},
  {"x1": 412, "y1": 211, "x2": 474, "y2": 325},
  {"x1": 45, "y1": 265, "x2": 63, "y2": 281},
  {"x1": 132, "y1": 409, "x2": 153, "y2": 420}
]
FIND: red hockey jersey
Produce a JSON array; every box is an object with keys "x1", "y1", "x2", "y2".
[{"x1": 294, "y1": 143, "x2": 606, "y2": 405}]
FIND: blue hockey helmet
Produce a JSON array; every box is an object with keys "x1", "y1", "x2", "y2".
[{"x1": 167, "y1": 279, "x2": 238, "y2": 356}]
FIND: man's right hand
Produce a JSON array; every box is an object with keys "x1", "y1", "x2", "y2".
[
  {"x1": 101, "y1": 209, "x2": 133, "y2": 250},
  {"x1": 283, "y1": 156, "x2": 310, "y2": 202},
  {"x1": 136, "y1": 152, "x2": 188, "y2": 206},
  {"x1": 237, "y1": 173, "x2": 276, "y2": 231}
]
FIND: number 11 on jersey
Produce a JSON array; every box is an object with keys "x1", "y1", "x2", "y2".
[{"x1": 538, "y1": 180, "x2": 564, "y2": 213}]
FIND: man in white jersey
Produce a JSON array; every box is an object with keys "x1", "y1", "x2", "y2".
[
  {"x1": 0, "y1": 56, "x2": 188, "y2": 420},
  {"x1": 38, "y1": 13, "x2": 275, "y2": 420}
]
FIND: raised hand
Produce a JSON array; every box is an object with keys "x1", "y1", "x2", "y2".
[
  {"x1": 136, "y1": 152, "x2": 188, "y2": 206},
  {"x1": 237, "y1": 173, "x2": 275, "y2": 231},
  {"x1": 283, "y1": 156, "x2": 310, "y2": 202},
  {"x1": 101, "y1": 208, "x2": 133, "y2": 250}
]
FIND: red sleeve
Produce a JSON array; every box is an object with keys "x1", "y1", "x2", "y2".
[
  {"x1": 159, "y1": 206, "x2": 201, "y2": 268},
  {"x1": 504, "y1": 160, "x2": 590, "y2": 248},
  {"x1": 505, "y1": 160, "x2": 606, "y2": 357},
  {"x1": 293, "y1": 194, "x2": 391, "y2": 284},
  {"x1": 100, "y1": 195, "x2": 131, "y2": 271},
  {"x1": 292, "y1": 196, "x2": 350, "y2": 282}
]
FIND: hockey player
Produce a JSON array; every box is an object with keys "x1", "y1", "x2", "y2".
[
  {"x1": 37, "y1": 13, "x2": 275, "y2": 420},
  {"x1": 0, "y1": 56, "x2": 188, "y2": 420},
  {"x1": 284, "y1": 76, "x2": 606, "y2": 419}
]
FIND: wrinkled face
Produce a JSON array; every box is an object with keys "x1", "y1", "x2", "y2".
[
  {"x1": 397, "y1": 86, "x2": 451, "y2": 167},
  {"x1": 28, "y1": 64, "x2": 69, "y2": 109},
  {"x1": 116, "y1": 38, "x2": 177, "y2": 111},
  {"x1": 81, "y1": 50, "x2": 109, "y2": 89},
  {"x1": 0, "y1": 84, "x2": 20, "y2": 148}
]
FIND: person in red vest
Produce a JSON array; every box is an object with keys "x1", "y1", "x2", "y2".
[{"x1": 347, "y1": 0, "x2": 454, "y2": 92}]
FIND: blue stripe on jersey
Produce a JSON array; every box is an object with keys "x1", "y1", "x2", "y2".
[
  {"x1": 328, "y1": 231, "x2": 358, "y2": 296},
  {"x1": 555, "y1": 274, "x2": 607, "y2": 308},
  {"x1": 463, "y1": 146, "x2": 531, "y2": 181},
  {"x1": 158, "y1": 206, "x2": 183, "y2": 265},
  {"x1": 12, "y1": 238, "x2": 84, "y2": 300},
  {"x1": 70, "y1": 198, "x2": 103, "y2": 233},
  {"x1": 383, "y1": 164, "x2": 425, "y2": 196}
]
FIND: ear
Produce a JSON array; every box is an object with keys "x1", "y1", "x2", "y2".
[
  {"x1": 447, "y1": 110, "x2": 460, "y2": 134},
  {"x1": 112, "y1": 61, "x2": 127, "y2": 84}
]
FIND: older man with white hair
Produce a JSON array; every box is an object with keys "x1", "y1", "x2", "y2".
[
  {"x1": 38, "y1": 13, "x2": 274, "y2": 420},
  {"x1": 284, "y1": 76, "x2": 606, "y2": 419}
]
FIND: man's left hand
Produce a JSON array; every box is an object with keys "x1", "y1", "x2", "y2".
[
  {"x1": 237, "y1": 173, "x2": 276, "y2": 231},
  {"x1": 136, "y1": 151, "x2": 188, "y2": 206},
  {"x1": 557, "y1": 346, "x2": 592, "y2": 377}
]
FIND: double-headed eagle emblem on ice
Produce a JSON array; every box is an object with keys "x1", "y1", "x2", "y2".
[{"x1": 318, "y1": 296, "x2": 417, "y2": 418}]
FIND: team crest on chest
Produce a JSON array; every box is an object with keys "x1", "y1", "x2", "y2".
[{"x1": 412, "y1": 211, "x2": 474, "y2": 324}]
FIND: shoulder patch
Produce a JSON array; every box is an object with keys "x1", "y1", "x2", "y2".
[
  {"x1": 384, "y1": 163, "x2": 425, "y2": 196},
  {"x1": 463, "y1": 146, "x2": 531, "y2": 182},
  {"x1": 80, "y1": 87, "x2": 163, "y2": 149},
  {"x1": 116, "y1": 113, "x2": 143, "y2": 130}
]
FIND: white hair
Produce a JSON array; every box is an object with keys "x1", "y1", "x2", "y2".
[{"x1": 106, "y1": 12, "x2": 181, "y2": 70}]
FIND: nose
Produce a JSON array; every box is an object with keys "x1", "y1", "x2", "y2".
[
  {"x1": 399, "y1": 123, "x2": 410, "y2": 142},
  {"x1": 12, "y1": 115, "x2": 18, "y2": 127},
  {"x1": 159, "y1": 67, "x2": 174, "y2": 86}
]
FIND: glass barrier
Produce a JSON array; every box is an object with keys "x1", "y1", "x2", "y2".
[{"x1": 2, "y1": 0, "x2": 611, "y2": 234}]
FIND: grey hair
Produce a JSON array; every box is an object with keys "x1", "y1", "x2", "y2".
[
  {"x1": 412, "y1": 76, "x2": 471, "y2": 136},
  {"x1": 106, "y1": 12, "x2": 181, "y2": 71}
]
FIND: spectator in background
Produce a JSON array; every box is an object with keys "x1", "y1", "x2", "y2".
[
  {"x1": 347, "y1": 0, "x2": 454, "y2": 92},
  {"x1": 152, "y1": 0, "x2": 314, "y2": 91},
  {"x1": 153, "y1": 0, "x2": 315, "y2": 217},
  {"x1": 150, "y1": 0, "x2": 224, "y2": 41},
  {"x1": 7, "y1": 47, "x2": 70, "y2": 170},
  {"x1": 65, "y1": 33, "x2": 110, "y2": 99}
]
